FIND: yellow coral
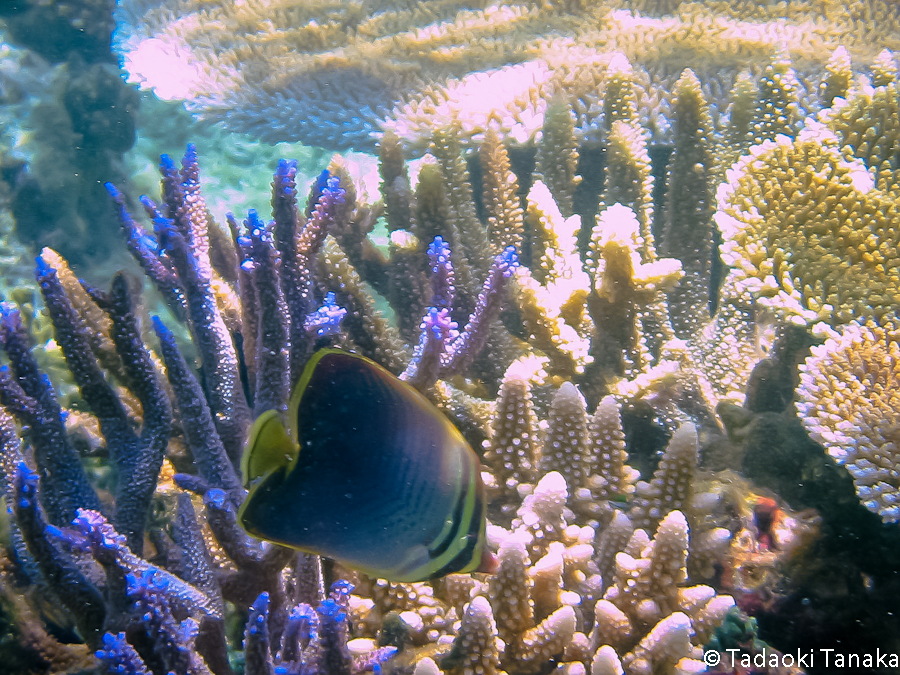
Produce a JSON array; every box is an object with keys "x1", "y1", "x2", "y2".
[
  {"x1": 514, "y1": 180, "x2": 592, "y2": 377},
  {"x1": 715, "y1": 124, "x2": 900, "y2": 327},
  {"x1": 797, "y1": 316, "x2": 900, "y2": 523},
  {"x1": 826, "y1": 77, "x2": 900, "y2": 189},
  {"x1": 588, "y1": 204, "x2": 682, "y2": 381}
]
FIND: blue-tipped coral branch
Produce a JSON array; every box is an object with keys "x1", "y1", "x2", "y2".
[
  {"x1": 173, "y1": 493, "x2": 225, "y2": 619},
  {"x1": 244, "y1": 592, "x2": 275, "y2": 675},
  {"x1": 124, "y1": 568, "x2": 212, "y2": 675},
  {"x1": 401, "y1": 240, "x2": 519, "y2": 390},
  {"x1": 116, "y1": 147, "x2": 250, "y2": 467},
  {"x1": 427, "y1": 236, "x2": 456, "y2": 310},
  {"x1": 400, "y1": 307, "x2": 457, "y2": 391},
  {"x1": 11, "y1": 462, "x2": 106, "y2": 647},
  {"x1": 172, "y1": 492, "x2": 233, "y2": 675},
  {"x1": 34, "y1": 254, "x2": 136, "y2": 464},
  {"x1": 304, "y1": 292, "x2": 348, "y2": 338},
  {"x1": 0, "y1": 137, "x2": 625, "y2": 675},
  {"x1": 241, "y1": 209, "x2": 290, "y2": 415},
  {"x1": 290, "y1": 171, "x2": 346, "y2": 379},
  {"x1": 440, "y1": 245, "x2": 519, "y2": 377},
  {"x1": 63, "y1": 508, "x2": 219, "y2": 621},
  {"x1": 88, "y1": 274, "x2": 173, "y2": 555},
  {"x1": 36, "y1": 255, "x2": 173, "y2": 554},
  {"x1": 152, "y1": 317, "x2": 243, "y2": 500},
  {"x1": 106, "y1": 182, "x2": 188, "y2": 320},
  {"x1": 270, "y1": 159, "x2": 311, "y2": 385},
  {"x1": 95, "y1": 632, "x2": 152, "y2": 675},
  {"x1": 0, "y1": 303, "x2": 103, "y2": 523}
]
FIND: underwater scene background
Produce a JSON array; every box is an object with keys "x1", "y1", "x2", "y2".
[{"x1": 2, "y1": 1, "x2": 900, "y2": 674}]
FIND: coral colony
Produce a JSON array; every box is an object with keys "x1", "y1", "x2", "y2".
[
  {"x1": 4, "y1": 6, "x2": 900, "y2": 675},
  {"x1": 114, "y1": 0, "x2": 900, "y2": 150}
]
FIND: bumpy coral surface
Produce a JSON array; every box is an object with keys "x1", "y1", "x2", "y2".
[
  {"x1": 715, "y1": 125, "x2": 900, "y2": 327},
  {"x1": 5, "y1": 35, "x2": 900, "y2": 675},
  {"x1": 0, "y1": 126, "x2": 739, "y2": 674},
  {"x1": 114, "y1": 0, "x2": 900, "y2": 150},
  {"x1": 797, "y1": 317, "x2": 900, "y2": 523}
]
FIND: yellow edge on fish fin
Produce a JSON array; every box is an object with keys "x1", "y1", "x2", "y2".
[
  {"x1": 448, "y1": 468, "x2": 486, "y2": 576},
  {"x1": 241, "y1": 409, "x2": 298, "y2": 488},
  {"x1": 417, "y1": 453, "x2": 480, "y2": 578}
]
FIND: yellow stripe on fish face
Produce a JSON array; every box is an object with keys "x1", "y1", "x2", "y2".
[
  {"x1": 444, "y1": 461, "x2": 488, "y2": 577},
  {"x1": 242, "y1": 350, "x2": 343, "y2": 489},
  {"x1": 241, "y1": 409, "x2": 298, "y2": 489}
]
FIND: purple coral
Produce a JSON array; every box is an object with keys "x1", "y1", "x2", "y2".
[
  {"x1": 95, "y1": 632, "x2": 152, "y2": 675},
  {"x1": 106, "y1": 183, "x2": 188, "y2": 319},
  {"x1": 153, "y1": 317, "x2": 243, "y2": 500},
  {"x1": 441, "y1": 245, "x2": 519, "y2": 377},
  {"x1": 304, "y1": 292, "x2": 348, "y2": 338},
  {"x1": 0, "y1": 304, "x2": 102, "y2": 523},
  {"x1": 111, "y1": 146, "x2": 250, "y2": 466},
  {"x1": 400, "y1": 307, "x2": 457, "y2": 390},
  {"x1": 126, "y1": 568, "x2": 211, "y2": 675},
  {"x1": 3, "y1": 143, "x2": 532, "y2": 675},
  {"x1": 242, "y1": 209, "x2": 290, "y2": 415},
  {"x1": 11, "y1": 462, "x2": 106, "y2": 646},
  {"x1": 401, "y1": 240, "x2": 518, "y2": 390},
  {"x1": 245, "y1": 592, "x2": 276, "y2": 675},
  {"x1": 427, "y1": 236, "x2": 456, "y2": 309}
]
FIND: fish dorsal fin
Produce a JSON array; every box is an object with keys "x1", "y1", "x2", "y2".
[{"x1": 241, "y1": 410, "x2": 298, "y2": 488}]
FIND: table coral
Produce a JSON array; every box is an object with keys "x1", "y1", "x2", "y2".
[
  {"x1": 114, "y1": 0, "x2": 900, "y2": 150},
  {"x1": 705, "y1": 70, "x2": 900, "y2": 442},
  {"x1": 715, "y1": 124, "x2": 900, "y2": 328},
  {"x1": 796, "y1": 316, "x2": 900, "y2": 523}
]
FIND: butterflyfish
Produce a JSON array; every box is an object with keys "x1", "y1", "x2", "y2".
[{"x1": 238, "y1": 348, "x2": 496, "y2": 582}]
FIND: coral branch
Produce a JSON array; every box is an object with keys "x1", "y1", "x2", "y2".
[
  {"x1": 153, "y1": 318, "x2": 243, "y2": 499},
  {"x1": 0, "y1": 304, "x2": 101, "y2": 522}
]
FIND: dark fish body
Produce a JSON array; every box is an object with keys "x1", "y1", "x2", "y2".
[{"x1": 239, "y1": 349, "x2": 493, "y2": 582}]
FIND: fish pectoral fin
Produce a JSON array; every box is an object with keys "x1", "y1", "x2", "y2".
[{"x1": 241, "y1": 409, "x2": 299, "y2": 488}]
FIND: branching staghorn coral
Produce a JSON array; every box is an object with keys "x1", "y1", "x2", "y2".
[
  {"x1": 630, "y1": 424, "x2": 698, "y2": 534},
  {"x1": 114, "y1": 0, "x2": 900, "y2": 150},
  {"x1": 0, "y1": 144, "x2": 485, "y2": 674},
  {"x1": 484, "y1": 535, "x2": 577, "y2": 673},
  {"x1": 433, "y1": 468, "x2": 733, "y2": 675},
  {"x1": 515, "y1": 180, "x2": 592, "y2": 380},
  {"x1": 480, "y1": 372, "x2": 729, "y2": 574},
  {"x1": 592, "y1": 510, "x2": 735, "y2": 675},
  {"x1": 0, "y1": 139, "x2": 586, "y2": 674},
  {"x1": 660, "y1": 70, "x2": 715, "y2": 338},
  {"x1": 586, "y1": 204, "x2": 682, "y2": 391},
  {"x1": 11, "y1": 42, "x2": 900, "y2": 669}
]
